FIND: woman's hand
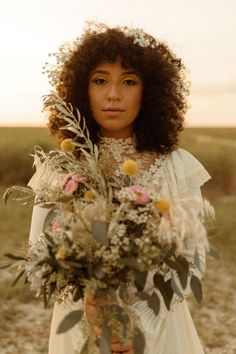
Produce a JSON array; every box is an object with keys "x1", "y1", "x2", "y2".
[{"x1": 85, "y1": 295, "x2": 134, "y2": 353}]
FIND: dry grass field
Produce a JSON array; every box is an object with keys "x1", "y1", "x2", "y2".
[{"x1": 0, "y1": 127, "x2": 235, "y2": 353}]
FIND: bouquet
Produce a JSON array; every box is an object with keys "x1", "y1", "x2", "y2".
[{"x1": 1, "y1": 93, "x2": 218, "y2": 354}]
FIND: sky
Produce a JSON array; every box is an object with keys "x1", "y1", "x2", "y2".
[{"x1": 0, "y1": 0, "x2": 235, "y2": 127}]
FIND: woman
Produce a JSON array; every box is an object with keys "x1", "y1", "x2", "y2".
[{"x1": 28, "y1": 22, "x2": 210, "y2": 353}]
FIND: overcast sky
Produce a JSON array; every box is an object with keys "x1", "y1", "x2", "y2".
[{"x1": 0, "y1": 0, "x2": 235, "y2": 126}]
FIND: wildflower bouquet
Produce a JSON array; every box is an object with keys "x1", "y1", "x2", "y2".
[{"x1": 1, "y1": 93, "x2": 218, "y2": 354}]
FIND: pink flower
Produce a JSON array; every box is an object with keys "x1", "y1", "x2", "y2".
[
  {"x1": 51, "y1": 221, "x2": 60, "y2": 232},
  {"x1": 62, "y1": 173, "x2": 86, "y2": 195},
  {"x1": 129, "y1": 185, "x2": 150, "y2": 205}
]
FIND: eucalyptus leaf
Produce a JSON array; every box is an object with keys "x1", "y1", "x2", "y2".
[
  {"x1": 4, "y1": 253, "x2": 27, "y2": 261},
  {"x1": 163, "y1": 243, "x2": 177, "y2": 260},
  {"x1": 43, "y1": 209, "x2": 56, "y2": 232},
  {"x1": 91, "y1": 220, "x2": 109, "y2": 246},
  {"x1": 133, "y1": 327, "x2": 145, "y2": 354},
  {"x1": 99, "y1": 323, "x2": 112, "y2": 354},
  {"x1": 164, "y1": 258, "x2": 184, "y2": 272},
  {"x1": 136, "y1": 291, "x2": 150, "y2": 301},
  {"x1": 12, "y1": 269, "x2": 25, "y2": 286},
  {"x1": 119, "y1": 283, "x2": 129, "y2": 302},
  {"x1": 208, "y1": 244, "x2": 220, "y2": 260},
  {"x1": 134, "y1": 271, "x2": 148, "y2": 291},
  {"x1": 72, "y1": 286, "x2": 83, "y2": 302},
  {"x1": 153, "y1": 274, "x2": 173, "y2": 310},
  {"x1": 194, "y1": 249, "x2": 205, "y2": 274},
  {"x1": 170, "y1": 273, "x2": 184, "y2": 300},
  {"x1": 147, "y1": 292, "x2": 160, "y2": 316},
  {"x1": 79, "y1": 338, "x2": 90, "y2": 354},
  {"x1": 57, "y1": 310, "x2": 84, "y2": 333},
  {"x1": 190, "y1": 275, "x2": 203, "y2": 303},
  {"x1": 0, "y1": 261, "x2": 14, "y2": 269},
  {"x1": 119, "y1": 258, "x2": 143, "y2": 272}
]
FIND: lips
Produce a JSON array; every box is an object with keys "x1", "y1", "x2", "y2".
[{"x1": 103, "y1": 108, "x2": 125, "y2": 112}]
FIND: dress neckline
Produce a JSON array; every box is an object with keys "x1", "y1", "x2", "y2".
[{"x1": 98, "y1": 135, "x2": 167, "y2": 178}]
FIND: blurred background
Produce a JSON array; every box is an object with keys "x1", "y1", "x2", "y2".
[{"x1": 0, "y1": 0, "x2": 235, "y2": 353}]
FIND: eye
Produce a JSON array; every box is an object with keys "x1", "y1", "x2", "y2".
[
  {"x1": 122, "y1": 78, "x2": 137, "y2": 85},
  {"x1": 92, "y1": 77, "x2": 107, "y2": 84}
]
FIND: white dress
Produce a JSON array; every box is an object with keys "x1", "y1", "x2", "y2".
[{"x1": 28, "y1": 145, "x2": 211, "y2": 354}]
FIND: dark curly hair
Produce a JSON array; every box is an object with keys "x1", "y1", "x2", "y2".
[{"x1": 47, "y1": 25, "x2": 189, "y2": 154}]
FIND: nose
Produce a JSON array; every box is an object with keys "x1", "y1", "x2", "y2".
[{"x1": 106, "y1": 83, "x2": 122, "y2": 101}]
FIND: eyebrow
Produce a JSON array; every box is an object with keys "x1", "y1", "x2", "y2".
[{"x1": 90, "y1": 70, "x2": 140, "y2": 76}]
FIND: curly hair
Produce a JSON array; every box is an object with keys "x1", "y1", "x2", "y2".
[{"x1": 47, "y1": 25, "x2": 189, "y2": 154}]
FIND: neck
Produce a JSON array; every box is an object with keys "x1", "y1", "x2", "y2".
[{"x1": 99, "y1": 128, "x2": 134, "y2": 139}]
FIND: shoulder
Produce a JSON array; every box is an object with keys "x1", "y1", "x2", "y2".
[{"x1": 164, "y1": 148, "x2": 211, "y2": 193}]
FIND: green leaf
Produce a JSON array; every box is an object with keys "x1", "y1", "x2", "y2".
[
  {"x1": 153, "y1": 274, "x2": 173, "y2": 310},
  {"x1": 56, "y1": 195, "x2": 74, "y2": 203},
  {"x1": 190, "y1": 275, "x2": 203, "y2": 303},
  {"x1": 93, "y1": 262, "x2": 105, "y2": 279},
  {"x1": 163, "y1": 244, "x2": 177, "y2": 260},
  {"x1": 136, "y1": 291, "x2": 150, "y2": 302},
  {"x1": 44, "y1": 233, "x2": 56, "y2": 246},
  {"x1": 99, "y1": 323, "x2": 112, "y2": 354},
  {"x1": 164, "y1": 258, "x2": 184, "y2": 272},
  {"x1": 119, "y1": 283, "x2": 129, "y2": 302},
  {"x1": 79, "y1": 338, "x2": 90, "y2": 354},
  {"x1": 72, "y1": 286, "x2": 83, "y2": 302},
  {"x1": 170, "y1": 273, "x2": 184, "y2": 300},
  {"x1": 176, "y1": 257, "x2": 189, "y2": 289},
  {"x1": 194, "y1": 249, "x2": 205, "y2": 274},
  {"x1": 133, "y1": 327, "x2": 145, "y2": 354},
  {"x1": 134, "y1": 271, "x2": 148, "y2": 291},
  {"x1": 57, "y1": 310, "x2": 84, "y2": 333},
  {"x1": 12, "y1": 269, "x2": 25, "y2": 286},
  {"x1": 147, "y1": 292, "x2": 160, "y2": 316},
  {"x1": 43, "y1": 209, "x2": 56, "y2": 232},
  {"x1": 0, "y1": 261, "x2": 14, "y2": 269},
  {"x1": 208, "y1": 245, "x2": 220, "y2": 260},
  {"x1": 91, "y1": 220, "x2": 109, "y2": 246},
  {"x1": 119, "y1": 258, "x2": 143, "y2": 272},
  {"x1": 4, "y1": 253, "x2": 27, "y2": 261}
]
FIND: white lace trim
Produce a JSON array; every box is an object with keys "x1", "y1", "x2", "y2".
[{"x1": 98, "y1": 136, "x2": 167, "y2": 186}]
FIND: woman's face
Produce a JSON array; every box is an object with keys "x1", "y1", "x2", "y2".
[{"x1": 88, "y1": 59, "x2": 143, "y2": 138}]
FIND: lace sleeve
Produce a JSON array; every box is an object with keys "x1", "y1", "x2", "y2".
[{"x1": 170, "y1": 148, "x2": 211, "y2": 197}]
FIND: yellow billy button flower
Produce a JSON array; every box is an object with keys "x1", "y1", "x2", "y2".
[
  {"x1": 121, "y1": 159, "x2": 138, "y2": 177},
  {"x1": 155, "y1": 197, "x2": 171, "y2": 214},
  {"x1": 56, "y1": 245, "x2": 66, "y2": 260},
  {"x1": 61, "y1": 138, "x2": 75, "y2": 152},
  {"x1": 84, "y1": 190, "x2": 95, "y2": 200}
]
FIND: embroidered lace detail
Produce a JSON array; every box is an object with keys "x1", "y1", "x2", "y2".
[
  {"x1": 98, "y1": 135, "x2": 166, "y2": 180},
  {"x1": 177, "y1": 169, "x2": 211, "y2": 197}
]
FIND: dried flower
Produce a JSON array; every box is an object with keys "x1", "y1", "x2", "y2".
[
  {"x1": 56, "y1": 245, "x2": 66, "y2": 260},
  {"x1": 121, "y1": 159, "x2": 138, "y2": 176},
  {"x1": 61, "y1": 138, "x2": 75, "y2": 152},
  {"x1": 155, "y1": 197, "x2": 171, "y2": 214},
  {"x1": 62, "y1": 173, "x2": 85, "y2": 195},
  {"x1": 84, "y1": 190, "x2": 95, "y2": 200},
  {"x1": 128, "y1": 185, "x2": 150, "y2": 205}
]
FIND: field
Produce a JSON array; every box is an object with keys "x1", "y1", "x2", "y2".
[{"x1": 0, "y1": 127, "x2": 235, "y2": 353}]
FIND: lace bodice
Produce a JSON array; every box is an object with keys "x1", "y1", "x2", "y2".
[{"x1": 98, "y1": 135, "x2": 166, "y2": 181}]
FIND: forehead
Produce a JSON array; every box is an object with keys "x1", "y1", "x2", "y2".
[{"x1": 90, "y1": 58, "x2": 140, "y2": 76}]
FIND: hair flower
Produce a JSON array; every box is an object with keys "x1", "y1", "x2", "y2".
[{"x1": 121, "y1": 159, "x2": 138, "y2": 176}]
